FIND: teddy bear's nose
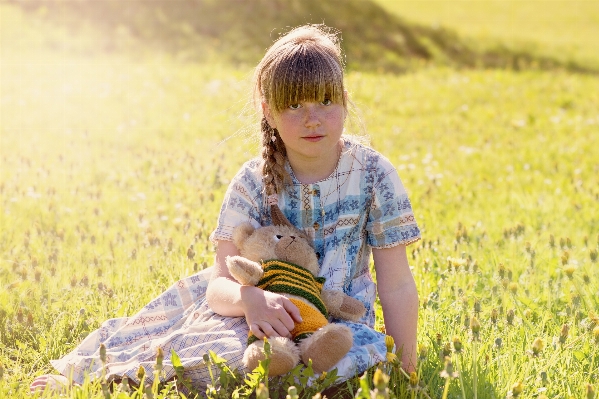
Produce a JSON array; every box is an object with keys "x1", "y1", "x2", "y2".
[{"x1": 290, "y1": 236, "x2": 295, "y2": 239}]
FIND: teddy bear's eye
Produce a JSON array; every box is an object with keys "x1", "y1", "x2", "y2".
[{"x1": 274, "y1": 235, "x2": 283, "y2": 241}]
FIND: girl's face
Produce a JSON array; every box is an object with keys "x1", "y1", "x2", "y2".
[{"x1": 264, "y1": 96, "x2": 346, "y2": 166}]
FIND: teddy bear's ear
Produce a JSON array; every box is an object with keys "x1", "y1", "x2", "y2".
[
  {"x1": 232, "y1": 222, "x2": 256, "y2": 248},
  {"x1": 271, "y1": 204, "x2": 294, "y2": 228}
]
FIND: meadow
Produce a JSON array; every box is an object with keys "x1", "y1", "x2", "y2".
[
  {"x1": 1, "y1": 1, "x2": 599, "y2": 398},
  {"x1": 374, "y1": 0, "x2": 599, "y2": 71}
]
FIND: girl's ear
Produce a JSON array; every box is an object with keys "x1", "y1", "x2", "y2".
[{"x1": 262, "y1": 102, "x2": 276, "y2": 129}]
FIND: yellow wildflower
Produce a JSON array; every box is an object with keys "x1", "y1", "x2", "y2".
[
  {"x1": 385, "y1": 335, "x2": 395, "y2": 353},
  {"x1": 510, "y1": 381, "x2": 523, "y2": 397},
  {"x1": 531, "y1": 338, "x2": 545, "y2": 356}
]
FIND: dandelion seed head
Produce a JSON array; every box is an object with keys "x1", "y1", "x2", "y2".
[{"x1": 439, "y1": 356, "x2": 458, "y2": 379}]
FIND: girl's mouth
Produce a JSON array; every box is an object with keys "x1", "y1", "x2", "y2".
[{"x1": 303, "y1": 135, "x2": 324, "y2": 142}]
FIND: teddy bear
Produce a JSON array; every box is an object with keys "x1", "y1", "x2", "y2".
[{"x1": 226, "y1": 220, "x2": 367, "y2": 376}]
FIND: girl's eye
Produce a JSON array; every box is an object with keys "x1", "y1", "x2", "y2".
[
  {"x1": 321, "y1": 99, "x2": 332, "y2": 106},
  {"x1": 288, "y1": 103, "x2": 301, "y2": 110}
]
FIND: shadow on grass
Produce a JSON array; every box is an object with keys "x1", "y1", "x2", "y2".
[{"x1": 11, "y1": 0, "x2": 599, "y2": 74}]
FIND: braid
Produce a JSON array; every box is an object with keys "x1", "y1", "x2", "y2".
[{"x1": 261, "y1": 117, "x2": 290, "y2": 196}]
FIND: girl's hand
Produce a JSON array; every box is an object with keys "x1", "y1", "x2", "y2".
[
  {"x1": 240, "y1": 286, "x2": 302, "y2": 339},
  {"x1": 208, "y1": 239, "x2": 302, "y2": 338}
]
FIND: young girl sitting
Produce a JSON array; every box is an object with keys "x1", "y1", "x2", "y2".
[{"x1": 30, "y1": 24, "x2": 421, "y2": 394}]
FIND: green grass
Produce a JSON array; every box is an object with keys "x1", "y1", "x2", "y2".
[
  {"x1": 2, "y1": 1, "x2": 599, "y2": 398},
  {"x1": 374, "y1": 0, "x2": 599, "y2": 71}
]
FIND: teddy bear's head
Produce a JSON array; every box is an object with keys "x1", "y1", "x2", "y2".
[{"x1": 232, "y1": 223, "x2": 319, "y2": 276}]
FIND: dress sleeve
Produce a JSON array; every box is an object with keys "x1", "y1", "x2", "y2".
[
  {"x1": 365, "y1": 162, "x2": 421, "y2": 248},
  {"x1": 209, "y1": 160, "x2": 264, "y2": 243}
]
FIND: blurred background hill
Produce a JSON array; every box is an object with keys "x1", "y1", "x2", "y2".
[
  {"x1": 4, "y1": 0, "x2": 599, "y2": 73},
  {"x1": 374, "y1": 0, "x2": 599, "y2": 72}
]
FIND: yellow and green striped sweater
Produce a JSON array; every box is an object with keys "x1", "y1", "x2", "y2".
[{"x1": 257, "y1": 260, "x2": 328, "y2": 318}]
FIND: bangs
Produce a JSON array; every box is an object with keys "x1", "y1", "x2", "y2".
[{"x1": 266, "y1": 45, "x2": 345, "y2": 113}]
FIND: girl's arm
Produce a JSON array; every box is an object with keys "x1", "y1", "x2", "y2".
[
  {"x1": 372, "y1": 244, "x2": 418, "y2": 372},
  {"x1": 206, "y1": 240, "x2": 302, "y2": 339}
]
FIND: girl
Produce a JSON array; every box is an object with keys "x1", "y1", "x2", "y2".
[{"x1": 30, "y1": 24, "x2": 420, "y2": 394}]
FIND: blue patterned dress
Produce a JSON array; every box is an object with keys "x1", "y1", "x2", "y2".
[{"x1": 51, "y1": 139, "x2": 420, "y2": 388}]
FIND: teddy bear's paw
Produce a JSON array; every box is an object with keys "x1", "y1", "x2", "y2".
[
  {"x1": 243, "y1": 337, "x2": 300, "y2": 376},
  {"x1": 226, "y1": 255, "x2": 263, "y2": 286},
  {"x1": 322, "y1": 291, "x2": 366, "y2": 322},
  {"x1": 299, "y1": 324, "x2": 353, "y2": 373},
  {"x1": 339, "y1": 296, "x2": 367, "y2": 322},
  {"x1": 268, "y1": 337, "x2": 301, "y2": 376}
]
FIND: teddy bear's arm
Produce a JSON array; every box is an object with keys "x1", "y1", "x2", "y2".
[
  {"x1": 321, "y1": 289, "x2": 366, "y2": 322},
  {"x1": 225, "y1": 255, "x2": 264, "y2": 286}
]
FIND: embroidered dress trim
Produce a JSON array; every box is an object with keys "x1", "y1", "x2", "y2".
[{"x1": 372, "y1": 236, "x2": 421, "y2": 249}]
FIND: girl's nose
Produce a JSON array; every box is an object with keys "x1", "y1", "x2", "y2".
[{"x1": 304, "y1": 104, "x2": 322, "y2": 127}]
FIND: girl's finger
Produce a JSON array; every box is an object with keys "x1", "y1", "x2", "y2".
[
  {"x1": 256, "y1": 321, "x2": 279, "y2": 338},
  {"x1": 282, "y1": 299, "x2": 303, "y2": 324},
  {"x1": 249, "y1": 323, "x2": 265, "y2": 340},
  {"x1": 268, "y1": 319, "x2": 292, "y2": 338},
  {"x1": 272, "y1": 306, "x2": 296, "y2": 332}
]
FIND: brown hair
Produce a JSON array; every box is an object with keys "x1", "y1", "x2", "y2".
[{"x1": 253, "y1": 25, "x2": 346, "y2": 196}]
